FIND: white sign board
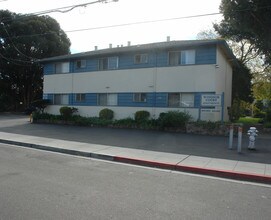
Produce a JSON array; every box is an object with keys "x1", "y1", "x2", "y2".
[
  {"x1": 201, "y1": 108, "x2": 222, "y2": 121},
  {"x1": 201, "y1": 94, "x2": 222, "y2": 107}
]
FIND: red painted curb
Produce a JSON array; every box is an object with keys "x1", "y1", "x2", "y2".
[
  {"x1": 114, "y1": 156, "x2": 176, "y2": 170},
  {"x1": 175, "y1": 165, "x2": 271, "y2": 184},
  {"x1": 114, "y1": 156, "x2": 271, "y2": 184}
]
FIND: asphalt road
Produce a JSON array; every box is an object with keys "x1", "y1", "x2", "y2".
[{"x1": 0, "y1": 143, "x2": 271, "y2": 220}]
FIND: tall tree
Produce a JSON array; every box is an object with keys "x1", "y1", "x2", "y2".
[
  {"x1": 214, "y1": 0, "x2": 271, "y2": 65},
  {"x1": 197, "y1": 29, "x2": 253, "y2": 103},
  {"x1": 0, "y1": 10, "x2": 70, "y2": 111}
]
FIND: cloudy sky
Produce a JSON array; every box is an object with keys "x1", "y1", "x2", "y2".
[{"x1": 1, "y1": 0, "x2": 223, "y2": 53}]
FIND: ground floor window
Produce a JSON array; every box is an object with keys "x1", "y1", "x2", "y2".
[
  {"x1": 133, "y1": 93, "x2": 147, "y2": 102},
  {"x1": 97, "y1": 93, "x2": 118, "y2": 106},
  {"x1": 75, "y1": 93, "x2": 86, "y2": 102},
  {"x1": 168, "y1": 93, "x2": 194, "y2": 107},
  {"x1": 53, "y1": 94, "x2": 69, "y2": 105}
]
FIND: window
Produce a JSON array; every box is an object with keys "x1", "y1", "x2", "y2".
[
  {"x1": 98, "y1": 93, "x2": 118, "y2": 106},
  {"x1": 169, "y1": 51, "x2": 180, "y2": 66},
  {"x1": 134, "y1": 54, "x2": 148, "y2": 64},
  {"x1": 181, "y1": 50, "x2": 195, "y2": 65},
  {"x1": 98, "y1": 57, "x2": 118, "y2": 70},
  {"x1": 76, "y1": 60, "x2": 86, "y2": 69},
  {"x1": 53, "y1": 94, "x2": 69, "y2": 105},
  {"x1": 180, "y1": 93, "x2": 194, "y2": 107},
  {"x1": 168, "y1": 93, "x2": 194, "y2": 107},
  {"x1": 55, "y1": 62, "x2": 69, "y2": 73},
  {"x1": 168, "y1": 93, "x2": 180, "y2": 107},
  {"x1": 75, "y1": 93, "x2": 86, "y2": 102},
  {"x1": 133, "y1": 93, "x2": 147, "y2": 102},
  {"x1": 168, "y1": 50, "x2": 196, "y2": 65}
]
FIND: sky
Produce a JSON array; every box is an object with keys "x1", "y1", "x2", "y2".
[{"x1": 1, "y1": 0, "x2": 223, "y2": 54}]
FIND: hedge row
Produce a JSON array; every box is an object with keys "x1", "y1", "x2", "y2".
[{"x1": 32, "y1": 107, "x2": 193, "y2": 130}]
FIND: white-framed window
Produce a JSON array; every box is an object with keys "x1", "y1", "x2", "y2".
[
  {"x1": 98, "y1": 57, "x2": 118, "y2": 70},
  {"x1": 76, "y1": 60, "x2": 86, "y2": 69},
  {"x1": 133, "y1": 93, "x2": 147, "y2": 102},
  {"x1": 169, "y1": 50, "x2": 196, "y2": 65},
  {"x1": 75, "y1": 93, "x2": 86, "y2": 102},
  {"x1": 134, "y1": 54, "x2": 148, "y2": 64},
  {"x1": 53, "y1": 94, "x2": 69, "y2": 105},
  {"x1": 168, "y1": 51, "x2": 180, "y2": 66},
  {"x1": 97, "y1": 93, "x2": 118, "y2": 106},
  {"x1": 55, "y1": 62, "x2": 69, "y2": 73},
  {"x1": 181, "y1": 50, "x2": 196, "y2": 65},
  {"x1": 168, "y1": 93, "x2": 194, "y2": 107},
  {"x1": 180, "y1": 93, "x2": 194, "y2": 107}
]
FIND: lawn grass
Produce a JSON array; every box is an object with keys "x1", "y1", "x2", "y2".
[{"x1": 236, "y1": 117, "x2": 262, "y2": 125}]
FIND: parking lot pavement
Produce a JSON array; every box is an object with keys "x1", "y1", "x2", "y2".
[{"x1": 0, "y1": 113, "x2": 270, "y2": 164}]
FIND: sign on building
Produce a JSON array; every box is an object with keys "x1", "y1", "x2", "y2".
[{"x1": 201, "y1": 94, "x2": 222, "y2": 107}]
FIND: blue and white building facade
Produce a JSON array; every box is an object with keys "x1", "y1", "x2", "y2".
[{"x1": 41, "y1": 39, "x2": 235, "y2": 121}]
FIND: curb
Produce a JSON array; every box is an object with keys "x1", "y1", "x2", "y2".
[
  {"x1": 114, "y1": 156, "x2": 271, "y2": 184},
  {"x1": 1, "y1": 139, "x2": 271, "y2": 184}
]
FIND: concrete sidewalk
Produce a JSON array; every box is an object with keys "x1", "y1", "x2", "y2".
[{"x1": 0, "y1": 131, "x2": 271, "y2": 184}]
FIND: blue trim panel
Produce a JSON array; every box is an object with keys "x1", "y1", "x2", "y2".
[
  {"x1": 72, "y1": 93, "x2": 97, "y2": 106},
  {"x1": 43, "y1": 45, "x2": 217, "y2": 75},
  {"x1": 44, "y1": 92, "x2": 217, "y2": 108}
]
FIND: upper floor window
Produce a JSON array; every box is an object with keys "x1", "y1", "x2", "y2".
[
  {"x1": 97, "y1": 93, "x2": 118, "y2": 106},
  {"x1": 76, "y1": 60, "x2": 86, "y2": 69},
  {"x1": 134, "y1": 54, "x2": 148, "y2": 64},
  {"x1": 53, "y1": 94, "x2": 69, "y2": 105},
  {"x1": 133, "y1": 93, "x2": 147, "y2": 102},
  {"x1": 98, "y1": 56, "x2": 118, "y2": 70},
  {"x1": 168, "y1": 50, "x2": 196, "y2": 66},
  {"x1": 181, "y1": 50, "x2": 195, "y2": 65},
  {"x1": 168, "y1": 93, "x2": 194, "y2": 107},
  {"x1": 169, "y1": 51, "x2": 180, "y2": 66},
  {"x1": 55, "y1": 62, "x2": 69, "y2": 73}
]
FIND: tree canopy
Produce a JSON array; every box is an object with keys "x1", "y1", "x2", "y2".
[
  {"x1": 0, "y1": 10, "x2": 71, "y2": 111},
  {"x1": 214, "y1": 0, "x2": 271, "y2": 65}
]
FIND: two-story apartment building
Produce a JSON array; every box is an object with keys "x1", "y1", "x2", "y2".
[{"x1": 40, "y1": 39, "x2": 236, "y2": 121}]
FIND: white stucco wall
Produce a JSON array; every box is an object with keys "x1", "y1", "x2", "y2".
[{"x1": 44, "y1": 65, "x2": 217, "y2": 94}]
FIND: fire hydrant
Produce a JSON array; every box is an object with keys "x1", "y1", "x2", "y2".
[{"x1": 247, "y1": 127, "x2": 258, "y2": 150}]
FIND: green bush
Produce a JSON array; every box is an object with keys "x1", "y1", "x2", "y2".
[
  {"x1": 159, "y1": 111, "x2": 192, "y2": 129},
  {"x1": 59, "y1": 106, "x2": 78, "y2": 120},
  {"x1": 135, "y1": 110, "x2": 150, "y2": 123},
  {"x1": 265, "y1": 108, "x2": 271, "y2": 122},
  {"x1": 31, "y1": 99, "x2": 51, "y2": 113},
  {"x1": 264, "y1": 122, "x2": 271, "y2": 128},
  {"x1": 99, "y1": 108, "x2": 114, "y2": 120},
  {"x1": 113, "y1": 118, "x2": 136, "y2": 127},
  {"x1": 192, "y1": 120, "x2": 220, "y2": 131}
]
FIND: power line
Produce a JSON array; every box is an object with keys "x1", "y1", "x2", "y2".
[
  {"x1": 1, "y1": 3, "x2": 271, "y2": 42},
  {"x1": 65, "y1": 12, "x2": 222, "y2": 34},
  {"x1": 31, "y1": 0, "x2": 118, "y2": 15},
  {"x1": 1, "y1": 11, "x2": 222, "y2": 40},
  {"x1": 0, "y1": 0, "x2": 118, "y2": 23}
]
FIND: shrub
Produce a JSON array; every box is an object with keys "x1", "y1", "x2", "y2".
[
  {"x1": 113, "y1": 118, "x2": 136, "y2": 127},
  {"x1": 192, "y1": 120, "x2": 220, "y2": 131},
  {"x1": 59, "y1": 106, "x2": 78, "y2": 120},
  {"x1": 159, "y1": 111, "x2": 192, "y2": 129},
  {"x1": 264, "y1": 122, "x2": 271, "y2": 128},
  {"x1": 31, "y1": 99, "x2": 51, "y2": 113},
  {"x1": 99, "y1": 108, "x2": 114, "y2": 120},
  {"x1": 135, "y1": 110, "x2": 150, "y2": 123},
  {"x1": 265, "y1": 108, "x2": 271, "y2": 122}
]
